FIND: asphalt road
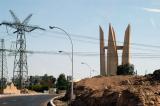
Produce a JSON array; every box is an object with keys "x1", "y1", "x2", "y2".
[{"x1": 0, "y1": 94, "x2": 56, "y2": 106}]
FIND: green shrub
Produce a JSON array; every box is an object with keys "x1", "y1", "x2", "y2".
[{"x1": 117, "y1": 64, "x2": 135, "y2": 75}]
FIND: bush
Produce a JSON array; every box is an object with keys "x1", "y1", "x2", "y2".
[
  {"x1": 153, "y1": 69, "x2": 160, "y2": 80},
  {"x1": 29, "y1": 85, "x2": 49, "y2": 92},
  {"x1": 117, "y1": 64, "x2": 135, "y2": 75}
]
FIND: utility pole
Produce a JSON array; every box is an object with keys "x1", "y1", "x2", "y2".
[
  {"x1": 0, "y1": 39, "x2": 8, "y2": 93},
  {"x1": 0, "y1": 10, "x2": 45, "y2": 89}
]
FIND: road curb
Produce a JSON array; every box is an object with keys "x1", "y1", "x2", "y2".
[
  {"x1": 0, "y1": 93, "x2": 48, "y2": 98},
  {"x1": 49, "y1": 94, "x2": 65, "y2": 106}
]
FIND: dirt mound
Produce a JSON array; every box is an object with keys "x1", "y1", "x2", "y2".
[{"x1": 70, "y1": 71, "x2": 160, "y2": 106}]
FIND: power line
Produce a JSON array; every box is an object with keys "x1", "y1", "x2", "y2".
[
  {"x1": 1, "y1": 19, "x2": 160, "y2": 59},
  {"x1": 2, "y1": 26, "x2": 160, "y2": 52},
  {"x1": 45, "y1": 30, "x2": 160, "y2": 49},
  {"x1": 27, "y1": 31, "x2": 160, "y2": 54},
  {"x1": 29, "y1": 29, "x2": 160, "y2": 51}
]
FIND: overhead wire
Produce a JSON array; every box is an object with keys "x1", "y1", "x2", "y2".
[
  {"x1": 4, "y1": 27, "x2": 160, "y2": 51},
  {"x1": 45, "y1": 29, "x2": 160, "y2": 49},
  {"x1": 1, "y1": 27, "x2": 160, "y2": 59},
  {"x1": 28, "y1": 29, "x2": 160, "y2": 55},
  {"x1": 2, "y1": 24, "x2": 160, "y2": 50}
]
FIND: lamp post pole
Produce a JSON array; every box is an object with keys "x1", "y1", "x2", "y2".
[{"x1": 49, "y1": 26, "x2": 74, "y2": 101}]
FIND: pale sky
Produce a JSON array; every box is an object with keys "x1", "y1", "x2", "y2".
[{"x1": 1, "y1": 0, "x2": 160, "y2": 80}]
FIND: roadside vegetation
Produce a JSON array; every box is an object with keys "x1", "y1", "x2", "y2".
[{"x1": 27, "y1": 73, "x2": 69, "y2": 93}]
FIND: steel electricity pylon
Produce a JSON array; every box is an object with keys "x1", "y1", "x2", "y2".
[
  {"x1": 0, "y1": 39, "x2": 8, "y2": 93},
  {"x1": 0, "y1": 10, "x2": 45, "y2": 89}
]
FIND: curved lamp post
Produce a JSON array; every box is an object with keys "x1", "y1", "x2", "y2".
[
  {"x1": 58, "y1": 51, "x2": 72, "y2": 62},
  {"x1": 49, "y1": 26, "x2": 74, "y2": 101},
  {"x1": 81, "y1": 62, "x2": 92, "y2": 78}
]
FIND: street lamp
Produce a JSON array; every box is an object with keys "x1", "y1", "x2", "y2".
[
  {"x1": 81, "y1": 62, "x2": 93, "y2": 78},
  {"x1": 58, "y1": 51, "x2": 72, "y2": 62},
  {"x1": 49, "y1": 26, "x2": 74, "y2": 101}
]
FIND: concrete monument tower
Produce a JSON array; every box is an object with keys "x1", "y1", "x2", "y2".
[
  {"x1": 99, "y1": 24, "x2": 131, "y2": 76},
  {"x1": 122, "y1": 25, "x2": 130, "y2": 65},
  {"x1": 99, "y1": 26, "x2": 106, "y2": 76}
]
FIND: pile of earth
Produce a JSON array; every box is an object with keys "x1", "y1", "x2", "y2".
[{"x1": 65, "y1": 69, "x2": 160, "y2": 106}]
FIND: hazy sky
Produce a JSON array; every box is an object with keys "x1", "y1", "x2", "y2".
[{"x1": 1, "y1": 0, "x2": 160, "y2": 80}]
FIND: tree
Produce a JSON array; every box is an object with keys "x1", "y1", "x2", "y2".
[
  {"x1": 56, "y1": 73, "x2": 69, "y2": 90},
  {"x1": 117, "y1": 64, "x2": 135, "y2": 75},
  {"x1": 40, "y1": 74, "x2": 56, "y2": 88}
]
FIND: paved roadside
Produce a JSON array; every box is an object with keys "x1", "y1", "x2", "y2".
[{"x1": 0, "y1": 94, "x2": 57, "y2": 106}]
